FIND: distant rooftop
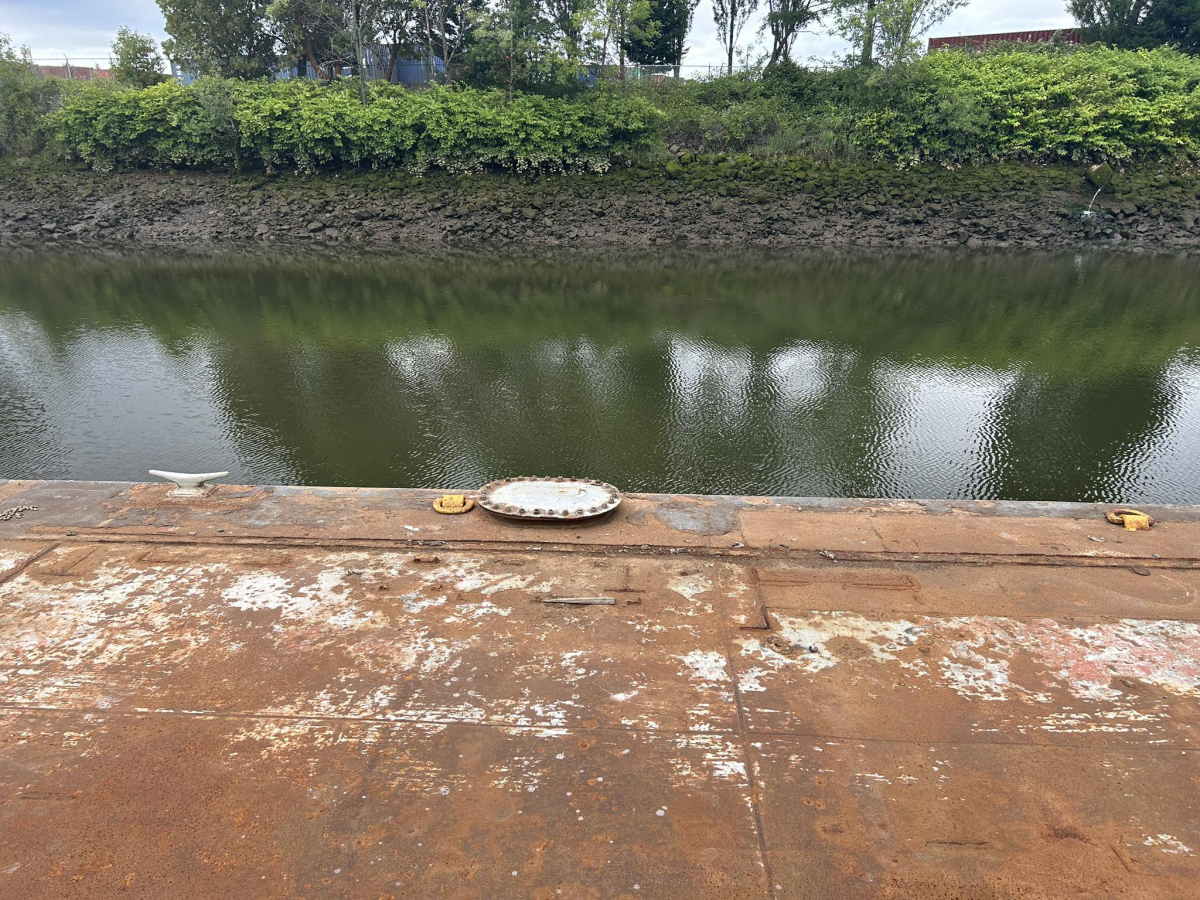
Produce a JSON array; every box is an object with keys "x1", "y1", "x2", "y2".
[
  {"x1": 33, "y1": 64, "x2": 111, "y2": 80},
  {"x1": 929, "y1": 28, "x2": 1083, "y2": 51}
]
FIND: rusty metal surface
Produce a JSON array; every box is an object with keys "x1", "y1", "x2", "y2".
[{"x1": 0, "y1": 480, "x2": 1198, "y2": 898}]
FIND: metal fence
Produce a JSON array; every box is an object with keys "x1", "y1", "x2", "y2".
[
  {"x1": 170, "y1": 47, "x2": 445, "y2": 87},
  {"x1": 25, "y1": 52, "x2": 747, "y2": 87}
]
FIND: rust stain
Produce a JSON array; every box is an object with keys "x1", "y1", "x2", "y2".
[{"x1": 0, "y1": 482, "x2": 1197, "y2": 898}]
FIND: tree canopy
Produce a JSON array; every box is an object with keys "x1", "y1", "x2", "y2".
[
  {"x1": 1070, "y1": 0, "x2": 1200, "y2": 53},
  {"x1": 111, "y1": 27, "x2": 168, "y2": 87},
  {"x1": 157, "y1": 0, "x2": 280, "y2": 78}
]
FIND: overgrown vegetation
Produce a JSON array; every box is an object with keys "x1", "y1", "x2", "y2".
[
  {"x1": 47, "y1": 79, "x2": 661, "y2": 172},
  {"x1": 4, "y1": 41, "x2": 1200, "y2": 174},
  {"x1": 110, "y1": 27, "x2": 170, "y2": 88},
  {"x1": 1071, "y1": 0, "x2": 1200, "y2": 55},
  {"x1": 633, "y1": 45, "x2": 1200, "y2": 164},
  {"x1": 0, "y1": 35, "x2": 67, "y2": 157}
]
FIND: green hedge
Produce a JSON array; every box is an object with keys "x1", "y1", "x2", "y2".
[
  {"x1": 35, "y1": 44, "x2": 1200, "y2": 173},
  {"x1": 48, "y1": 79, "x2": 662, "y2": 173},
  {"x1": 638, "y1": 45, "x2": 1200, "y2": 165},
  {"x1": 841, "y1": 46, "x2": 1200, "y2": 164},
  {"x1": 1, "y1": 47, "x2": 68, "y2": 157}
]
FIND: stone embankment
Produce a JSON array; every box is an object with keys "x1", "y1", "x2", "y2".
[{"x1": 3, "y1": 159, "x2": 1199, "y2": 253}]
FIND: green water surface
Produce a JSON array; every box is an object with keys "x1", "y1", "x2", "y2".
[{"x1": 1, "y1": 251, "x2": 1198, "y2": 502}]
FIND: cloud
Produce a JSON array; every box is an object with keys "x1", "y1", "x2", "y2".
[{"x1": 1, "y1": 0, "x2": 170, "y2": 62}]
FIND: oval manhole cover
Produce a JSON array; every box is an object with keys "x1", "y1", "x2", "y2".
[{"x1": 478, "y1": 477, "x2": 622, "y2": 521}]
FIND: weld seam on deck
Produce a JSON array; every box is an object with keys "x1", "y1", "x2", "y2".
[
  {"x1": 0, "y1": 543, "x2": 58, "y2": 588},
  {"x1": 725, "y1": 635, "x2": 777, "y2": 898},
  {"x1": 8, "y1": 531, "x2": 1200, "y2": 570},
  {"x1": 0, "y1": 704, "x2": 1194, "y2": 752},
  {"x1": 757, "y1": 609, "x2": 1200, "y2": 623}
]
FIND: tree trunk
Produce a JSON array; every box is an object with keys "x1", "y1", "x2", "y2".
[
  {"x1": 386, "y1": 44, "x2": 398, "y2": 83},
  {"x1": 352, "y1": 3, "x2": 367, "y2": 103},
  {"x1": 767, "y1": 29, "x2": 782, "y2": 69},
  {"x1": 508, "y1": 0, "x2": 515, "y2": 101},
  {"x1": 727, "y1": 0, "x2": 736, "y2": 74},
  {"x1": 425, "y1": 3, "x2": 437, "y2": 87},
  {"x1": 861, "y1": 0, "x2": 876, "y2": 66},
  {"x1": 619, "y1": 8, "x2": 626, "y2": 80},
  {"x1": 441, "y1": 1, "x2": 450, "y2": 84},
  {"x1": 301, "y1": 32, "x2": 325, "y2": 81}
]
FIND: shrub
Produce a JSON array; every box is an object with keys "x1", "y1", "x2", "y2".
[
  {"x1": 49, "y1": 79, "x2": 663, "y2": 174},
  {"x1": 110, "y1": 27, "x2": 169, "y2": 89},
  {"x1": 0, "y1": 34, "x2": 67, "y2": 157},
  {"x1": 840, "y1": 45, "x2": 1200, "y2": 164},
  {"x1": 631, "y1": 45, "x2": 1200, "y2": 164},
  {"x1": 49, "y1": 79, "x2": 234, "y2": 169},
  {"x1": 33, "y1": 44, "x2": 1200, "y2": 171}
]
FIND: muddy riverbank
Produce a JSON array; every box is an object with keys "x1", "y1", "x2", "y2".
[{"x1": 3, "y1": 160, "x2": 1200, "y2": 253}]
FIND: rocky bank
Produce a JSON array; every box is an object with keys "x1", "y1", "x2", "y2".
[{"x1": 3, "y1": 158, "x2": 1200, "y2": 254}]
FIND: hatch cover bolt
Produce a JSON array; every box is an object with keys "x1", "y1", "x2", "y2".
[{"x1": 149, "y1": 470, "x2": 229, "y2": 498}]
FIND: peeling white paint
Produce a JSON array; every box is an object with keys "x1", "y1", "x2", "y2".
[
  {"x1": 737, "y1": 668, "x2": 770, "y2": 693},
  {"x1": 1144, "y1": 834, "x2": 1194, "y2": 855},
  {"x1": 740, "y1": 613, "x2": 927, "y2": 677},
  {"x1": 678, "y1": 650, "x2": 728, "y2": 684},
  {"x1": 668, "y1": 574, "x2": 713, "y2": 605},
  {"x1": 737, "y1": 612, "x2": 1200, "y2": 722},
  {"x1": 225, "y1": 573, "x2": 311, "y2": 614}
]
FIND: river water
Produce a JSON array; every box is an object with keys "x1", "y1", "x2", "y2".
[{"x1": 1, "y1": 251, "x2": 1199, "y2": 503}]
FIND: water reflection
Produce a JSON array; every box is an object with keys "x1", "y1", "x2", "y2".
[{"x1": 1, "y1": 251, "x2": 1199, "y2": 503}]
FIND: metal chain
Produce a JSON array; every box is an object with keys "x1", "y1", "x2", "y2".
[{"x1": 0, "y1": 505, "x2": 37, "y2": 522}]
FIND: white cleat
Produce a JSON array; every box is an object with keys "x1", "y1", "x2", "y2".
[{"x1": 148, "y1": 470, "x2": 230, "y2": 498}]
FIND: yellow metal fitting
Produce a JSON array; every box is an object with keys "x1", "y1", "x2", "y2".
[
  {"x1": 433, "y1": 494, "x2": 474, "y2": 515},
  {"x1": 1106, "y1": 508, "x2": 1155, "y2": 531}
]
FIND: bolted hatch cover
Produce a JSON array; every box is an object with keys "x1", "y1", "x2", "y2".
[{"x1": 478, "y1": 477, "x2": 622, "y2": 521}]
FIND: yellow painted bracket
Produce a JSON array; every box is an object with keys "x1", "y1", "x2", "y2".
[
  {"x1": 1106, "y1": 508, "x2": 1155, "y2": 531},
  {"x1": 433, "y1": 494, "x2": 475, "y2": 515}
]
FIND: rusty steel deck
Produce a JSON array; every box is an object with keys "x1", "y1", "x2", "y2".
[{"x1": 0, "y1": 479, "x2": 1198, "y2": 899}]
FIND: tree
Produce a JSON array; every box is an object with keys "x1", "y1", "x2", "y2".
[
  {"x1": 465, "y1": 0, "x2": 558, "y2": 95},
  {"x1": 157, "y1": 0, "x2": 280, "y2": 78},
  {"x1": 1070, "y1": 0, "x2": 1200, "y2": 53},
  {"x1": 111, "y1": 27, "x2": 168, "y2": 87},
  {"x1": 349, "y1": 1, "x2": 371, "y2": 100},
  {"x1": 1, "y1": 33, "x2": 64, "y2": 156},
  {"x1": 595, "y1": 0, "x2": 656, "y2": 75},
  {"x1": 761, "y1": 0, "x2": 824, "y2": 67},
  {"x1": 624, "y1": 0, "x2": 697, "y2": 74},
  {"x1": 712, "y1": 0, "x2": 759, "y2": 73},
  {"x1": 832, "y1": 0, "x2": 966, "y2": 65},
  {"x1": 377, "y1": 0, "x2": 423, "y2": 82},
  {"x1": 875, "y1": 0, "x2": 967, "y2": 62},
  {"x1": 268, "y1": 0, "x2": 353, "y2": 81},
  {"x1": 415, "y1": 0, "x2": 477, "y2": 83},
  {"x1": 1068, "y1": 0, "x2": 1152, "y2": 38},
  {"x1": 1140, "y1": 0, "x2": 1200, "y2": 51},
  {"x1": 546, "y1": 0, "x2": 594, "y2": 61}
]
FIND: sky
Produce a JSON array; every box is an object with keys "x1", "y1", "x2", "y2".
[{"x1": 2, "y1": 0, "x2": 1077, "y2": 68}]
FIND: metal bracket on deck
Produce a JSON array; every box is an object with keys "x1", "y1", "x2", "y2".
[{"x1": 149, "y1": 470, "x2": 230, "y2": 499}]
